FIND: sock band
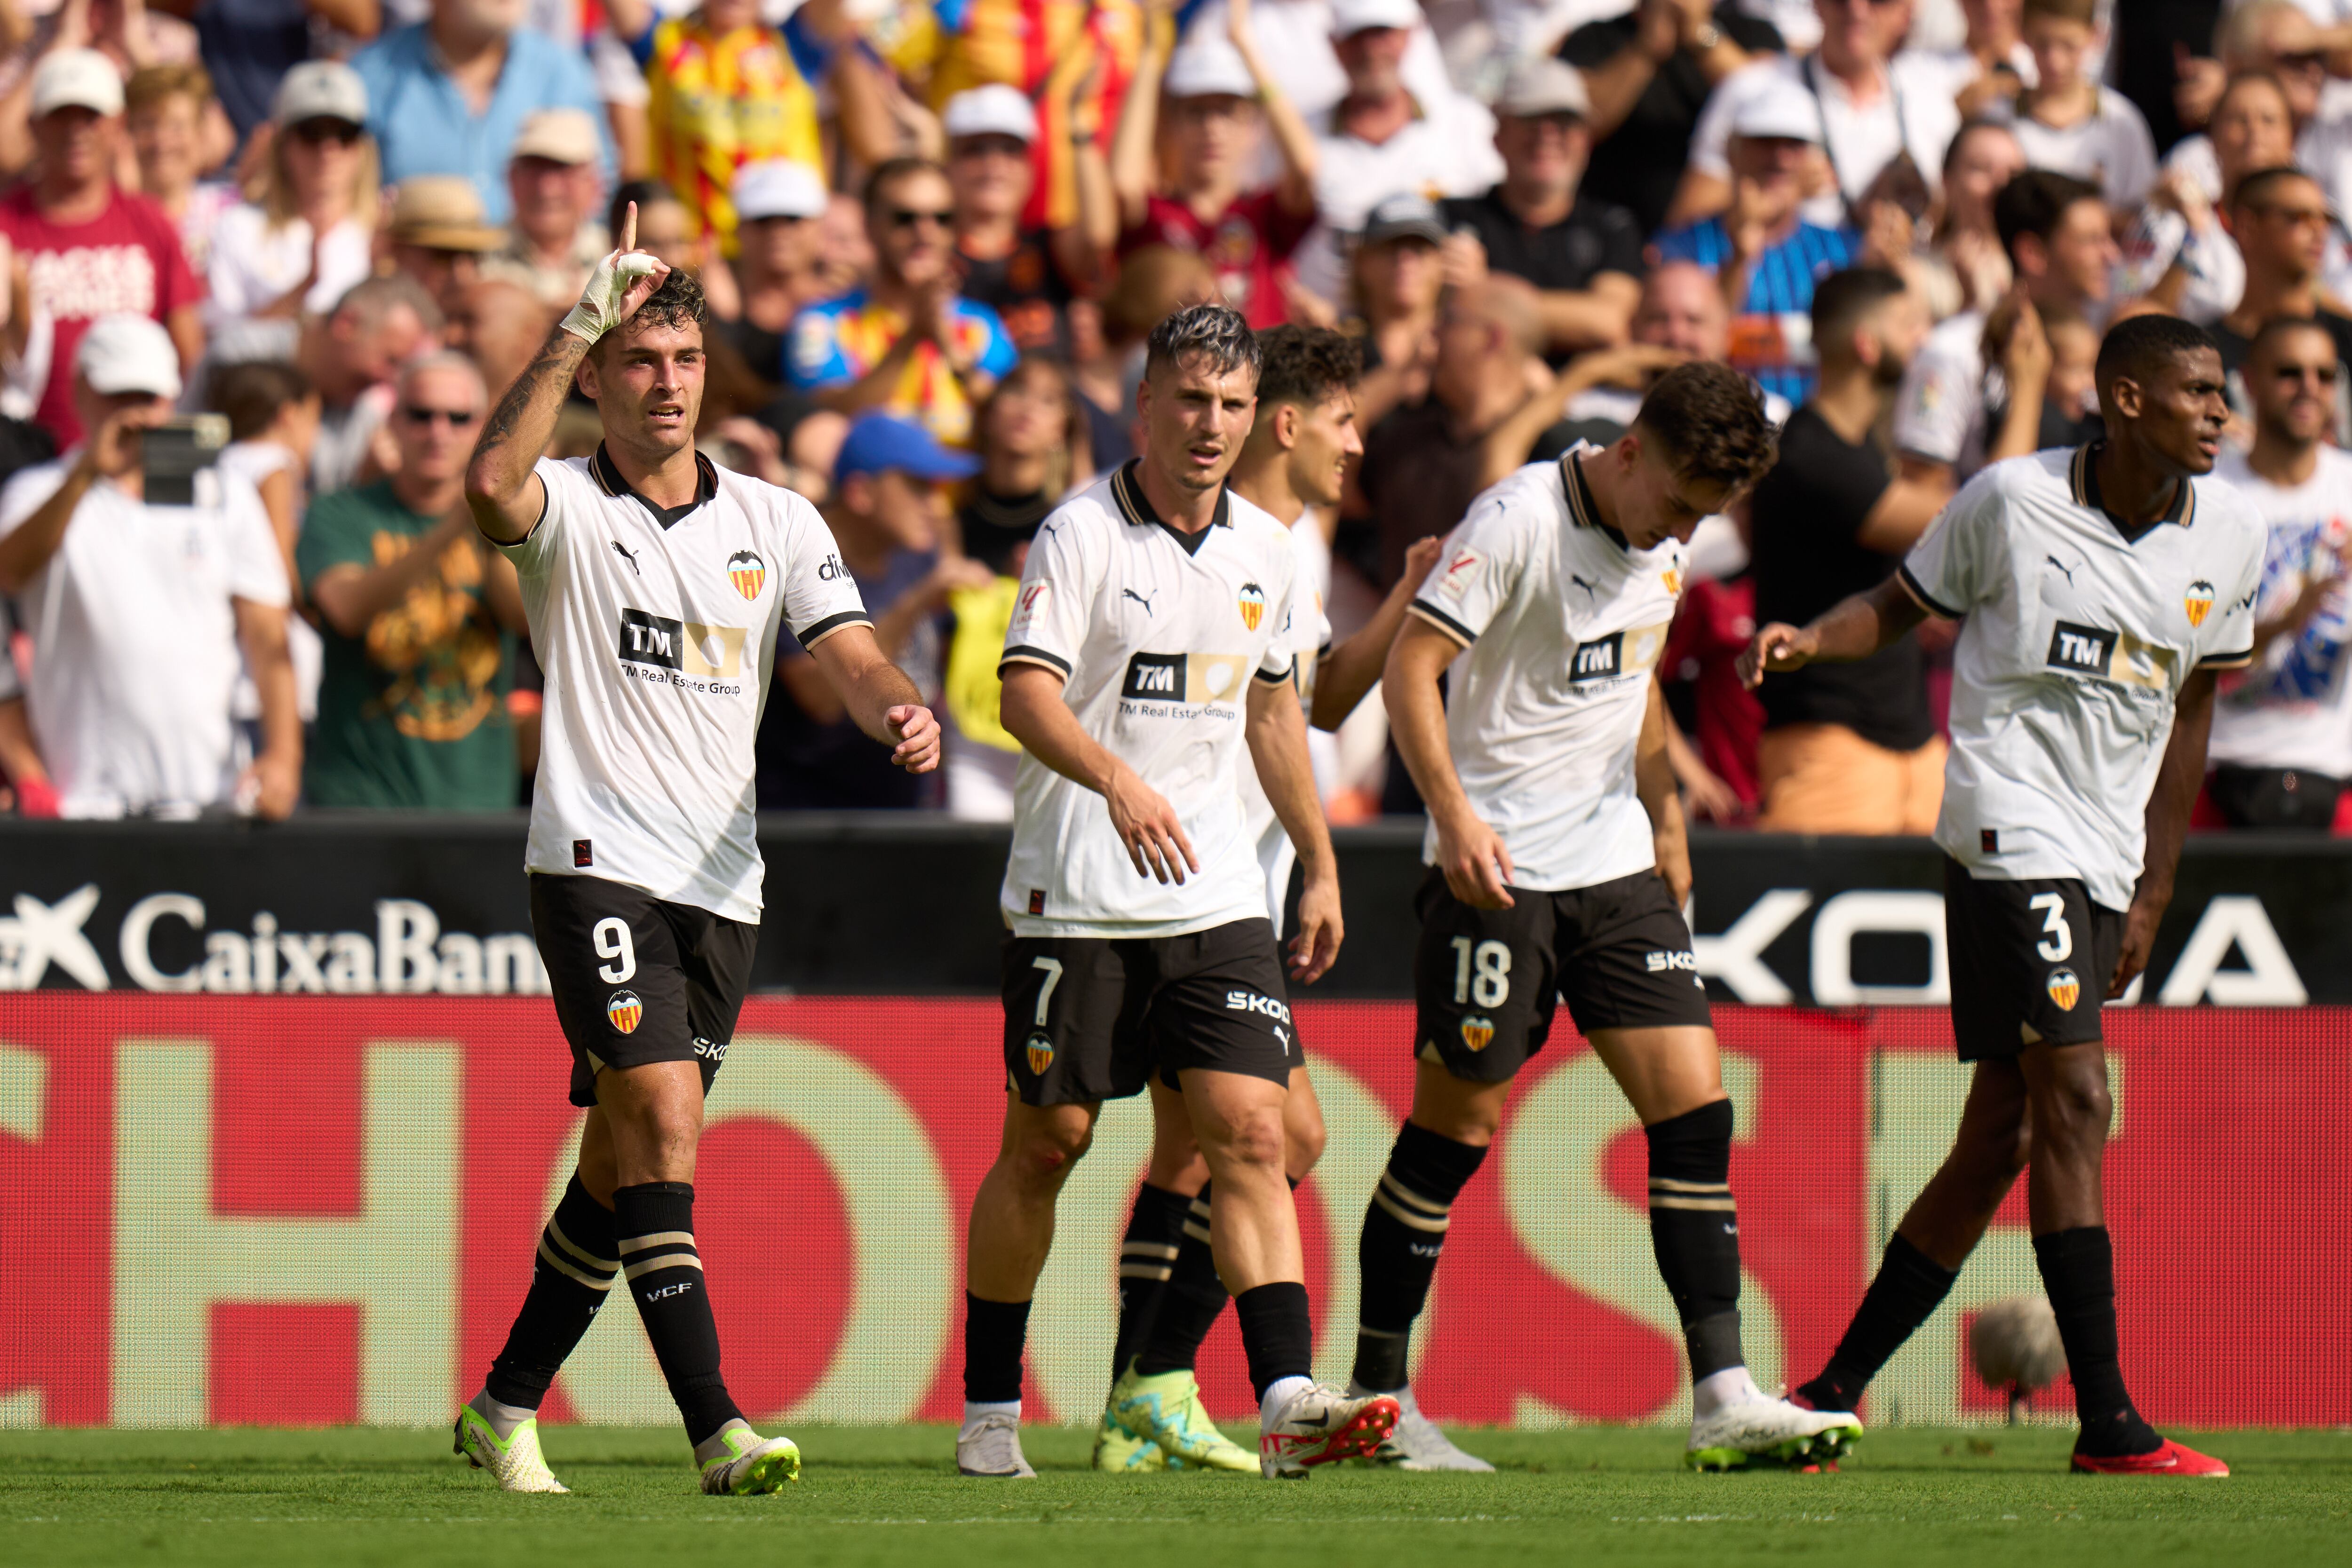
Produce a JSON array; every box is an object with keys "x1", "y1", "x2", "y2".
[
  {"x1": 1644, "y1": 1100, "x2": 1745, "y2": 1382},
  {"x1": 1134, "y1": 1183, "x2": 1232, "y2": 1378},
  {"x1": 485, "y1": 1173, "x2": 620, "y2": 1411},
  {"x1": 1110, "y1": 1185, "x2": 1192, "y2": 1384},
  {"x1": 613, "y1": 1181, "x2": 741, "y2": 1448},
  {"x1": 1352, "y1": 1123, "x2": 1488, "y2": 1393}
]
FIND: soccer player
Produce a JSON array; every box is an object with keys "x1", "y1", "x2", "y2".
[
  {"x1": 1358, "y1": 361, "x2": 1860, "y2": 1472},
  {"x1": 454, "y1": 208, "x2": 942, "y2": 1495},
  {"x1": 959, "y1": 303, "x2": 1398, "y2": 1481},
  {"x1": 1743, "y1": 314, "x2": 2257, "y2": 1477},
  {"x1": 1093, "y1": 325, "x2": 1446, "y2": 1473}
]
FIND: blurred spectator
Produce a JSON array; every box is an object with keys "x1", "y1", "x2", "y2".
[
  {"x1": 387, "y1": 174, "x2": 506, "y2": 323},
  {"x1": 1660, "y1": 517, "x2": 1763, "y2": 820},
  {"x1": 0, "y1": 315, "x2": 298, "y2": 819},
  {"x1": 1749, "y1": 266, "x2": 1947, "y2": 833},
  {"x1": 1112, "y1": 8, "x2": 1319, "y2": 329},
  {"x1": 0, "y1": 50, "x2": 201, "y2": 448},
  {"x1": 450, "y1": 276, "x2": 554, "y2": 401},
  {"x1": 2172, "y1": 3, "x2": 2336, "y2": 206},
  {"x1": 946, "y1": 85, "x2": 1098, "y2": 360},
  {"x1": 1077, "y1": 242, "x2": 1218, "y2": 466},
  {"x1": 300, "y1": 352, "x2": 524, "y2": 808},
  {"x1": 1901, "y1": 0, "x2": 2034, "y2": 120},
  {"x1": 713, "y1": 158, "x2": 827, "y2": 383},
  {"x1": 2216, "y1": 166, "x2": 2352, "y2": 441},
  {"x1": 1918, "y1": 116, "x2": 2024, "y2": 319},
  {"x1": 213, "y1": 357, "x2": 324, "y2": 732},
  {"x1": 1655, "y1": 82, "x2": 1858, "y2": 405},
  {"x1": 787, "y1": 158, "x2": 1017, "y2": 448},
  {"x1": 352, "y1": 0, "x2": 612, "y2": 224},
  {"x1": 0, "y1": 0, "x2": 213, "y2": 178},
  {"x1": 206, "y1": 63, "x2": 379, "y2": 361},
  {"x1": 1987, "y1": 0, "x2": 2153, "y2": 209},
  {"x1": 1564, "y1": 0, "x2": 1781, "y2": 238},
  {"x1": 605, "y1": 178, "x2": 743, "y2": 319},
  {"x1": 194, "y1": 0, "x2": 383, "y2": 144},
  {"x1": 758, "y1": 412, "x2": 989, "y2": 809},
  {"x1": 2209, "y1": 316, "x2": 2352, "y2": 829},
  {"x1": 1554, "y1": 259, "x2": 1726, "y2": 439},
  {"x1": 481, "y1": 107, "x2": 607, "y2": 313},
  {"x1": 2126, "y1": 72, "x2": 2292, "y2": 326},
  {"x1": 1345, "y1": 192, "x2": 1444, "y2": 430},
  {"x1": 1438, "y1": 56, "x2": 1642, "y2": 365},
  {"x1": 1895, "y1": 167, "x2": 2104, "y2": 489},
  {"x1": 300, "y1": 272, "x2": 441, "y2": 493},
  {"x1": 123, "y1": 62, "x2": 235, "y2": 277}
]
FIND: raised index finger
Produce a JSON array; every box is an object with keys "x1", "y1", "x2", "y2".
[{"x1": 619, "y1": 200, "x2": 638, "y2": 255}]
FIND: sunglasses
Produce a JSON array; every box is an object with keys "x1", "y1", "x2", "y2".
[
  {"x1": 401, "y1": 405, "x2": 479, "y2": 427},
  {"x1": 2275, "y1": 363, "x2": 2342, "y2": 385},
  {"x1": 289, "y1": 118, "x2": 362, "y2": 147},
  {"x1": 2273, "y1": 49, "x2": 2328, "y2": 71},
  {"x1": 886, "y1": 206, "x2": 954, "y2": 230}
]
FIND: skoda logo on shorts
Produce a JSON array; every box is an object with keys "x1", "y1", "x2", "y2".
[
  {"x1": 1025, "y1": 1031, "x2": 1055, "y2": 1075},
  {"x1": 2046, "y1": 969, "x2": 2081, "y2": 1011},
  {"x1": 1460, "y1": 1015, "x2": 1495, "y2": 1052},
  {"x1": 607, "y1": 990, "x2": 644, "y2": 1034}
]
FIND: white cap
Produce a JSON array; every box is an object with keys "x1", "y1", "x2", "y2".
[
  {"x1": 1329, "y1": 0, "x2": 1419, "y2": 37},
  {"x1": 509, "y1": 106, "x2": 600, "y2": 165},
  {"x1": 76, "y1": 314, "x2": 182, "y2": 400},
  {"x1": 1493, "y1": 55, "x2": 1590, "y2": 119},
  {"x1": 731, "y1": 158, "x2": 829, "y2": 221},
  {"x1": 943, "y1": 84, "x2": 1038, "y2": 144},
  {"x1": 1162, "y1": 38, "x2": 1257, "y2": 100},
  {"x1": 1732, "y1": 81, "x2": 1825, "y2": 144},
  {"x1": 273, "y1": 60, "x2": 367, "y2": 127},
  {"x1": 30, "y1": 49, "x2": 123, "y2": 120}
]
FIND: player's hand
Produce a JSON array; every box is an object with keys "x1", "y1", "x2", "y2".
[
  {"x1": 1737, "y1": 622, "x2": 1815, "y2": 688},
  {"x1": 2109, "y1": 893, "x2": 2165, "y2": 999},
  {"x1": 1106, "y1": 763, "x2": 1198, "y2": 884},
  {"x1": 1653, "y1": 824, "x2": 1693, "y2": 909},
  {"x1": 238, "y1": 748, "x2": 300, "y2": 821},
  {"x1": 1289, "y1": 873, "x2": 1343, "y2": 983},
  {"x1": 1398, "y1": 533, "x2": 1446, "y2": 590},
  {"x1": 1434, "y1": 810, "x2": 1514, "y2": 909},
  {"x1": 559, "y1": 201, "x2": 669, "y2": 344},
  {"x1": 1999, "y1": 292, "x2": 2052, "y2": 393},
  {"x1": 885, "y1": 704, "x2": 941, "y2": 772}
]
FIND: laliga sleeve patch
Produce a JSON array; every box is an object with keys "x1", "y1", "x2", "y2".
[
  {"x1": 1436, "y1": 547, "x2": 1483, "y2": 602},
  {"x1": 1008, "y1": 579, "x2": 1052, "y2": 639}
]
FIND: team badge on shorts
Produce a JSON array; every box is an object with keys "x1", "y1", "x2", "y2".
[
  {"x1": 1237, "y1": 581, "x2": 1266, "y2": 631},
  {"x1": 1025, "y1": 1031, "x2": 1055, "y2": 1075},
  {"x1": 2183, "y1": 579, "x2": 2214, "y2": 627},
  {"x1": 607, "y1": 990, "x2": 644, "y2": 1034},
  {"x1": 2046, "y1": 969, "x2": 2081, "y2": 1011},
  {"x1": 1460, "y1": 1015, "x2": 1495, "y2": 1052},
  {"x1": 728, "y1": 549, "x2": 766, "y2": 600}
]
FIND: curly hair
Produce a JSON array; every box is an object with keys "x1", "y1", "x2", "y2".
[
  {"x1": 1632, "y1": 361, "x2": 1777, "y2": 494},
  {"x1": 1254, "y1": 325, "x2": 1363, "y2": 409},
  {"x1": 593, "y1": 268, "x2": 709, "y2": 360},
  {"x1": 1144, "y1": 301, "x2": 1261, "y2": 384}
]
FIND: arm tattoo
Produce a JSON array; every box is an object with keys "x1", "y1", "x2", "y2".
[{"x1": 474, "y1": 327, "x2": 589, "y2": 460}]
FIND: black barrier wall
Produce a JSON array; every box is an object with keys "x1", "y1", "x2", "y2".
[{"x1": 0, "y1": 816, "x2": 2337, "y2": 1004}]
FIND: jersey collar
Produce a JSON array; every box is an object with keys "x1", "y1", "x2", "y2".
[
  {"x1": 2070, "y1": 441, "x2": 2196, "y2": 540},
  {"x1": 1110, "y1": 458, "x2": 1230, "y2": 556},
  {"x1": 592, "y1": 443, "x2": 718, "y2": 530},
  {"x1": 1559, "y1": 447, "x2": 1632, "y2": 553}
]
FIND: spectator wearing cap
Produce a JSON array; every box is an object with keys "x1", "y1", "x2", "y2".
[
  {"x1": 1344, "y1": 191, "x2": 1445, "y2": 430},
  {"x1": 787, "y1": 158, "x2": 1019, "y2": 449},
  {"x1": 0, "y1": 50, "x2": 202, "y2": 449},
  {"x1": 0, "y1": 314, "x2": 299, "y2": 819},
  {"x1": 715, "y1": 159, "x2": 829, "y2": 385},
  {"x1": 388, "y1": 175, "x2": 508, "y2": 325},
  {"x1": 300, "y1": 273, "x2": 442, "y2": 495},
  {"x1": 1112, "y1": 0, "x2": 1320, "y2": 330},
  {"x1": 123, "y1": 62, "x2": 238, "y2": 279},
  {"x1": 1562, "y1": 0, "x2": 1779, "y2": 239},
  {"x1": 758, "y1": 411, "x2": 992, "y2": 809},
  {"x1": 1653, "y1": 82, "x2": 1860, "y2": 406},
  {"x1": 481, "y1": 108, "x2": 610, "y2": 313},
  {"x1": 1290, "y1": 0, "x2": 1500, "y2": 306},
  {"x1": 301, "y1": 352, "x2": 527, "y2": 809},
  {"x1": 1437, "y1": 56, "x2": 1643, "y2": 365},
  {"x1": 206, "y1": 63, "x2": 380, "y2": 361},
  {"x1": 948, "y1": 84, "x2": 1103, "y2": 360},
  {"x1": 352, "y1": 0, "x2": 612, "y2": 226}
]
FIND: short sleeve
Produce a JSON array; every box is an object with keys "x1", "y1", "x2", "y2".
[
  {"x1": 1898, "y1": 467, "x2": 2000, "y2": 618},
  {"x1": 497, "y1": 457, "x2": 583, "y2": 576},
  {"x1": 1893, "y1": 328, "x2": 1980, "y2": 465},
  {"x1": 785, "y1": 305, "x2": 854, "y2": 390},
  {"x1": 2197, "y1": 517, "x2": 2266, "y2": 669},
  {"x1": 1406, "y1": 485, "x2": 1533, "y2": 646},
  {"x1": 1000, "y1": 510, "x2": 1098, "y2": 678},
  {"x1": 778, "y1": 496, "x2": 870, "y2": 648},
  {"x1": 219, "y1": 472, "x2": 290, "y2": 608},
  {"x1": 1254, "y1": 535, "x2": 1298, "y2": 683},
  {"x1": 294, "y1": 489, "x2": 373, "y2": 589},
  {"x1": 0, "y1": 462, "x2": 64, "y2": 536}
]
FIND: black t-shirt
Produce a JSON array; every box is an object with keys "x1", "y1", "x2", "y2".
[
  {"x1": 1748, "y1": 405, "x2": 1933, "y2": 751},
  {"x1": 1436, "y1": 188, "x2": 1645, "y2": 363},
  {"x1": 1561, "y1": 4, "x2": 1785, "y2": 238},
  {"x1": 956, "y1": 230, "x2": 1076, "y2": 359},
  {"x1": 717, "y1": 312, "x2": 789, "y2": 389},
  {"x1": 1355, "y1": 397, "x2": 1490, "y2": 589}
]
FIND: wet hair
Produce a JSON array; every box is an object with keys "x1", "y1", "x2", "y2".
[
  {"x1": 2094, "y1": 312, "x2": 2219, "y2": 394},
  {"x1": 591, "y1": 268, "x2": 708, "y2": 361},
  {"x1": 1144, "y1": 301, "x2": 1261, "y2": 384},
  {"x1": 1810, "y1": 266, "x2": 1909, "y2": 362},
  {"x1": 1253, "y1": 325, "x2": 1362, "y2": 409},
  {"x1": 209, "y1": 360, "x2": 312, "y2": 442},
  {"x1": 1631, "y1": 361, "x2": 1777, "y2": 493},
  {"x1": 1992, "y1": 168, "x2": 2103, "y2": 259}
]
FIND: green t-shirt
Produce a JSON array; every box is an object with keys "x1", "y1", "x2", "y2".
[{"x1": 296, "y1": 482, "x2": 517, "y2": 809}]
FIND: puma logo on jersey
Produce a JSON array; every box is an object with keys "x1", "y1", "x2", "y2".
[
  {"x1": 612, "y1": 540, "x2": 642, "y2": 575},
  {"x1": 2045, "y1": 554, "x2": 2077, "y2": 588},
  {"x1": 1568, "y1": 572, "x2": 1600, "y2": 604},
  {"x1": 1122, "y1": 587, "x2": 1157, "y2": 615},
  {"x1": 618, "y1": 608, "x2": 747, "y2": 677}
]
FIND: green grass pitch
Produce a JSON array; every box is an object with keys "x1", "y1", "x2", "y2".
[{"x1": 7, "y1": 1425, "x2": 2350, "y2": 1568}]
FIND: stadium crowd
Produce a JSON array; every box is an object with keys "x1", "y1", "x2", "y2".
[{"x1": 0, "y1": 0, "x2": 2345, "y2": 832}]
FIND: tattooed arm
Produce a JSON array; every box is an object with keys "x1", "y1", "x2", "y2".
[{"x1": 464, "y1": 325, "x2": 592, "y2": 545}]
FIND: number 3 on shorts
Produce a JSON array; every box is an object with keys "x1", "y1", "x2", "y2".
[
  {"x1": 594, "y1": 916, "x2": 637, "y2": 983},
  {"x1": 1450, "y1": 937, "x2": 1511, "y2": 1007},
  {"x1": 2028, "y1": 892, "x2": 2072, "y2": 962},
  {"x1": 1032, "y1": 955, "x2": 1064, "y2": 1026}
]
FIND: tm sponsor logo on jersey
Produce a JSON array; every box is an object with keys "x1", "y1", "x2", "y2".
[
  {"x1": 617, "y1": 608, "x2": 747, "y2": 692},
  {"x1": 1119, "y1": 650, "x2": 1248, "y2": 714},
  {"x1": 1565, "y1": 621, "x2": 1670, "y2": 685},
  {"x1": 2046, "y1": 620, "x2": 2175, "y2": 690}
]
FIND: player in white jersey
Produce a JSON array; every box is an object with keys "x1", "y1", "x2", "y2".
[
  {"x1": 2207, "y1": 317, "x2": 2352, "y2": 827},
  {"x1": 453, "y1": 210, "x2": 942, "y2": 1497},
  {"x1": 1748, "y1": 315, "x2": 2254, "y2": 1477},
  {"x1": 1087, "y1": 327, "x2": 1448, "y2": 1474},
  {"x1": 958, "y1": 305, "x2": 1399, "y2": 1482},
  {"x1": 1355, "y1": 362, "x2": 1858, "y2": 1473}
]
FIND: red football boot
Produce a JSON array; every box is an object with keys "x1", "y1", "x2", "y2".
[{"x1": 2071, "y1": 1437, "x2": 2229, "y2": 1477}]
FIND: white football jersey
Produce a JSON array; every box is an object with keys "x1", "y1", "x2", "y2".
[
  {"x1": 2207, "y1": 444, "x2": 2352, "y2": 779},
  {"x1": 1241, "y1": 515, "x2": 1335, "y2": 934},
  {"x1": 1901, "y1": 445, "x2": 2264, "y2": 911},
  {"x1": 1406, "y1": 447, "x2": 1685, "y2": 894},
  {"x1": 501, "y1": 449, "x2": 869, "y2": 922},
  {"x1": 999, "y1": 462, "x2": 1300, "y2": 937}
]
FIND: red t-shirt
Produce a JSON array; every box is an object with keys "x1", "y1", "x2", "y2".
[
  {"x1": 1662, "y1": 573, "x2": 1763, "y2": 814},
  {"x1": 1119, "y1": 188, "x2": 1314, "y2": 330},
  {"x1": 0, "y1": 186, "x2": 202, "y2": 446}
]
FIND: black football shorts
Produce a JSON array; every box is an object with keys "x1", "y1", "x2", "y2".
[
  {"x1": 1412, "y1": 866, "x2": 1713, "y2": 1084},
  {"x1": 531, "y1": 871, "x2": 760, "y2": 1108},
  {"x1": 1943, "y1": 858, "x2": 2123, "y2": 1061},
  {"x1": 1001, "y1": 918, "x2": 1296, "y2": 1106}
]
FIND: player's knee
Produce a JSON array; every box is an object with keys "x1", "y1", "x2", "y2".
[
  {"x1": 1285, "y1": 1108, "x2": 1327, "y2": 1179},
  {"x1": 1017, "y1": 1120, "x2": 1095, "y2": 1180},
  {"x1": 2034, "y1": 1066, "x2": 2112, "y2": 1147},
  {"x1": 1208, "y1": 1106, "x2": 1288, "y2": 1173}
]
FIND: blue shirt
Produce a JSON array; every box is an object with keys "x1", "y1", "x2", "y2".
[
  {"x1": 352, "y1": 24, "x2": 614, "y2": 226},
  {"x1": 1653, "y1": 217, "x2": 1858, "y2": 406}
]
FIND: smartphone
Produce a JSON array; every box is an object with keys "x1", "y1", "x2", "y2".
[{"x1": 141, "y1": 413, "x2": 229, "y2": 507}]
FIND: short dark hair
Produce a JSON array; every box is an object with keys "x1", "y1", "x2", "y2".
[
  {"x1": 1632, "y1": 361, "x2": 1777, "y2": 492},
  {"x1": 1993, "y1": 168, "x2": 2103, "y2": 259},
  {"x1": 2094, "y1": 311, "x2": 2219, "y2": 394},
  {"x1": 209, "y1": 360, "x2": 313, "y2": 442},
  {"x1": 863, "y1": 156, "x2": 949, "y2": 214},
  {"x1": 1810, "y1": 266, "x2": 1909, "y2": 361},
  {"x1": 2022, "y1": 0, "x2": 2096, "y2": 25},
  {"x1": 2228, "y1": 163, "x2": 2319, "y2": 214},
  {"x1": 1253, "y1": 325, "x2": 1362, "y2": 409},
  {"x1": 608, "y1": 179, "x2": 678, "y2": 246},
  {"x1": 2246, "y1": 312, "x2": 2341, "y2": 365},
  {"x1": 592, "y1": 268, "x2": 708, "y2": 361},
  {"x1": 1144, "y1": 301, "x2": 1261, "y2": 384}
]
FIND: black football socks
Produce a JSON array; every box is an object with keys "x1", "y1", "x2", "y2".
[
  {"x1": 1798, "y1": 1233, "x2": 1960, "y2": 1413},
  {"x1": 1134, "y1": 1185, "x2": 1231, "y2": 1377},
  {"x1": 1109, "y1": 1184, "x2": 1190, "y2": 1382},
  {"x1": 1233, "y1": 1281, "x2": 1314, "y2": 1404},
  {"x1": 963, "y1": 1291, "x2": 1031, "y2": 1410},
  {"x1": 479, "y1": 1173, "x2": 620, "y2": 1435},
  {"x1": 1352, "y1": 1122, "x2": 1488, "y2": 1392},
  {"x1": 2034, "y1": 1226, "x2": 2160, "y2": 1456},
  {"x1": 1645, "y1": 1100, "x2": 1746, "y2": 1382},
  {"x1": 613, "y1": 1182, "x2": 743, "y2": 1447}
]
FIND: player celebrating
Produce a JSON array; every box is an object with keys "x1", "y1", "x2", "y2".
[
  {"x1": 456, "y1": 209, "x2": 942, "y2": 1496},
  {"x1": 1093, "y1": 326, "x2": 1446, "y2": 1473},
  {"x1": 1743, "y1": 315, "x2": 2256, "y2": 1477},
  {"x1": 960, "y1": 303, "x2": 1398, "y2": 1481},
  {"x1": 1359, "y1": 361, "x2": 1859, "y2": 1472}
]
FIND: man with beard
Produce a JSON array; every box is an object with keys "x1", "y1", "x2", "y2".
[{"x1": 1747, "y1": 267, "x2": 1949, "y2": 834}]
